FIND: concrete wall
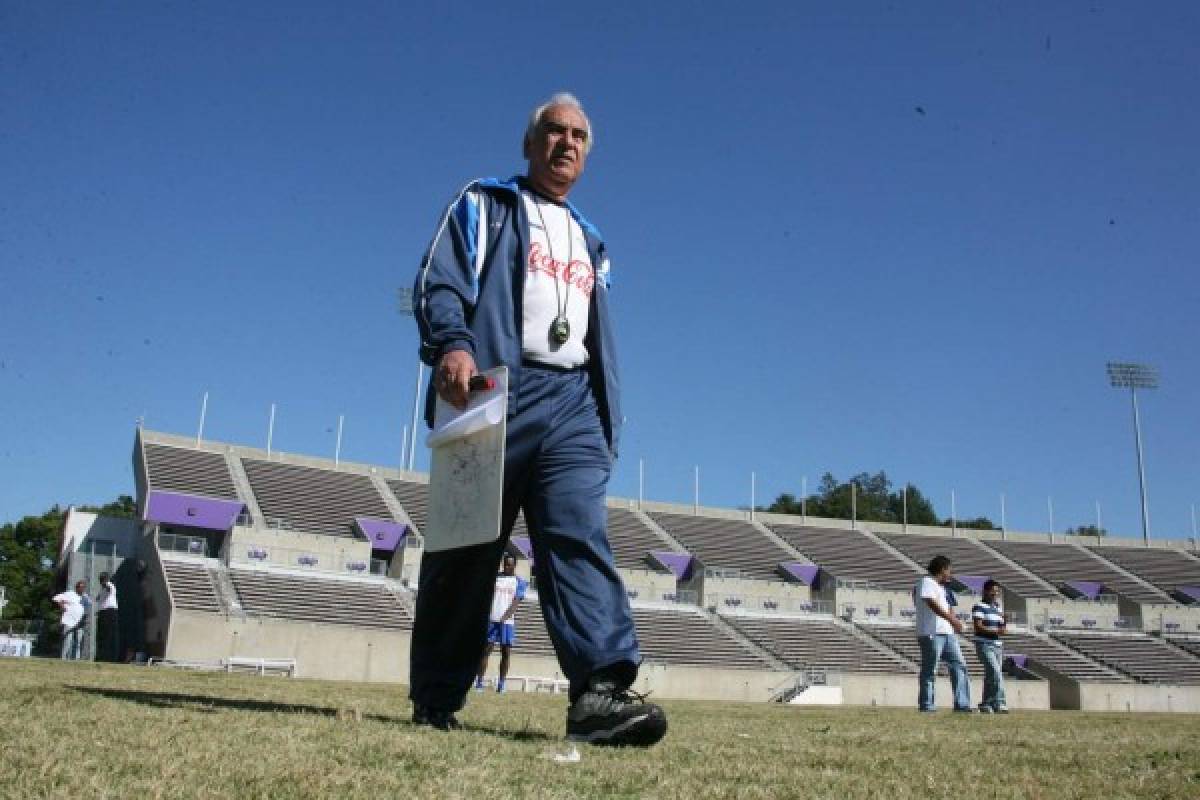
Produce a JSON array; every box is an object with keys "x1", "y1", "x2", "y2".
[
  {"x1": 618, "y1": 569, "x2": 677, "y2": 603},
  {"x1": 228, "y1": 525, "x2": 372, "y2": 574},
  {"x1": 167, "y1": 612, "x2": 411, "y2": 683},
  {"x1": 698, "y1": 575, "x2": 813, "y2": 612},
  {"x1": 831, "y1": 588, "x2": 913, "y2": 619},
  {"x1": 141, "y1": 530, "x2": 175, "y2": 658},
  {"x1": 832, "y1": 672, "x2": 1050, "y2": 710},
  {"x1": 1072, "y1": 682, "x2": 1200, "y2": 713}
]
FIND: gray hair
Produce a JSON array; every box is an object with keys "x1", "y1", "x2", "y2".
[{"x1": 524, "y1": 92, "x2": 593, "y2": 153}]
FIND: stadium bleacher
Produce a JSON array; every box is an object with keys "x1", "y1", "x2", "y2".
[
  {"x1": 1053, "y1": 633, "x2": 1200, "y2": 684},
  {"x1": 604, "y1": 507, "x2": 683, "y2": 570},
  {"x1": 144, "y1": 443, "x2": 240, "y2": 500},
  {"x1": 987, "y1": 540, "x2": 1169, "y2": 604},
  {"x1": 242, "y1": 459, "x2": 394, "y2": 537},
  {"x1": 999, "y1": 631, "x2": 1126, "y2": 682},
  {"x1": 512, "y1": 601, "x2": 776, "y2": 670},
  {"x1": 1090, "y1": 546, "x2": 1200, "y2": 602},
  {"x1": 877, "y1": 532, "x2": 1055, "y2": 598},
  {"x1": 768, "y1": 524, "x2": 919, "y2": 591},
  {"x1": 648, "y1": 512, "x2": 796, "y2": 580},
  {"x1": 857, "y1": 624, "x2": 985, "y2": 676},
  {"x1": 726, "y1": 615, "x2": 913, "y2": 674},
  {"x1": 1166, "y1": 638, "x2": 1200, "y2": 660},
  {"x1": 229, "y1": 568, "x2": 412, "y2": 630},
  {"x1": 161, "y1": 558, "x2": 222, "y2": 613}
]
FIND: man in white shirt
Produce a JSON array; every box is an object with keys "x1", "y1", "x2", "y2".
[
  {"x1": 476, "y1": 554, "x2": 528, "y2": 694},
  {"x1": 410, "y1": 93, "x2": 664, "y2": 746},
  {"x1": 914, "y1": 555, "x2": 972, "y2": 712},
  {"x1": 52, "y1": 580, "x2": 87, "y2": 660},
  {"x1": 95, "y1": 572, "x2": 119, "y2": 662}
]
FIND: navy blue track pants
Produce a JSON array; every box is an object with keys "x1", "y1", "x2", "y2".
[{"x1": 409, "y1": 366, "x2": 641, "y2": 712}]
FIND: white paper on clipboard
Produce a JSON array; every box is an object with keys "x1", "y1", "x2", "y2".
[{"x1": 423, "y1": 366, "x2": 508, "y2": 553}]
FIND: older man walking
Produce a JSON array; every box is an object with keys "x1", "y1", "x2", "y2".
[{"x1": 409, "y1": 92, "x2": 665, "y2": 747}]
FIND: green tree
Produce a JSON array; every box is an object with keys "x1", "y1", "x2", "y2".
[
  {"x1": 1065, "y1": 524, "x2": 1107, "y2": 537},
  {"x1": 766, "y1": 471, "x2": 938, "y2": 525},
  {"x1": 0, "y1": 507, "x2": 67, "y2": 634}
]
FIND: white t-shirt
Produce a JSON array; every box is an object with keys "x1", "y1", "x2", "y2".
[
  {"x1": 97, "y1": 582, "x2": 118, "y2": 611},
  {"x1": 489, "y1": 574, "x2": 528, "y2": 625},
  {"x1": 53, "y1": 590, "x2": 84, "y2": 628},
  {"x1": 914, "y1": 576, "x2": 954, "y2": 636},
  {"x1": 520, "y1": 190, "x2": 593, "y2": 368}
]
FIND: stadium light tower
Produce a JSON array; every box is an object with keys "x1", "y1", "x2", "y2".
[
  {"x1": 397, "y1": 288, "x2": 424, "y2": 471},
  {"x1": 1106, "y1": 361, "x2": 1158, "y2": 545}
]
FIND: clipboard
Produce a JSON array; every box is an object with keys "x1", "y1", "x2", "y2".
[{"x1": 423, "y1": 366, "x2": 508, "y2": 553}]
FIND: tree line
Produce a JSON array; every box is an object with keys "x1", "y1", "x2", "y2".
[{"x1": 763, "y1": 471, "x2": 1104, "y2": 535}]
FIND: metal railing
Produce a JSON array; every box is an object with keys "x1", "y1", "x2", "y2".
[
  {"x1": 157, "y1": 531, "x2": 209, "y2": 557},
  {"x1": 709, "y1": 593, "x2": 831, "y2": 615}
]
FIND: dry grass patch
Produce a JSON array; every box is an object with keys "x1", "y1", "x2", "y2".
[{"x1": 2, "y1": 659, "x2": 1198, "y2": 799}]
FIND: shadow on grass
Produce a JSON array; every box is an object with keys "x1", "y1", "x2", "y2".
[{"x1": 68, "y1": 686, "x2": 557, "y2": 742}]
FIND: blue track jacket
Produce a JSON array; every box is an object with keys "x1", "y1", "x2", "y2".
[{"x1": 413, "y1": 176, "x2": 622, "y2": 456}]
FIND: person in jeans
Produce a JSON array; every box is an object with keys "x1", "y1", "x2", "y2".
[
  {"x1": 972, "y1": 579, "x2": 1008, "y2": 713},
  {"x1": 409, "y1": 92, "x2": 665, "y2": 746},
  {"x1": 52, "y1": 580, "x2": 87, "y2": 660},
  {"x1": 913, "y1": 555, "x2": 972, "y2": 712}
]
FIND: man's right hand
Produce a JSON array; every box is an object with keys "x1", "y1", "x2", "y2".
[
  {"x1": 951, "y1": 617, "x2": 965, "y2": 634},
  {"x1": 436, "y1": 349, "x2": 478, "y2": 410}
]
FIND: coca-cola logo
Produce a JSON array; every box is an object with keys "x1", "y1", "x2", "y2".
[{"x1": 527, "y1": 242, "x2": 594, "y2": 296}]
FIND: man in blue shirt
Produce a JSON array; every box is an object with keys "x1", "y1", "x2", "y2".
[{"x1": 971, "y1": 579, "x2": 1008, "y2": 713}]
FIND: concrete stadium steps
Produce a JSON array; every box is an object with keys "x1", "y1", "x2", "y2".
[
  {"x1": 1167, "y1": 638, "x2": 1200, "y2": 660},
  {"x1": 241, "y1": 459, "x2": 394, "y2": 537},
  {"x1": 604, "y1": 507, "x2": 683, "y2": 570},
  {"x1": 1001, "y1": 631, "x2": 1127, "y2": 683},
  {"x1": 229, "y1": 569, "x2": 412, "y2": 630},
  {"x1": 857, "y1": 624, "x2": 986, "y2": 677},
  {"x1": 876, "y1": 533, "x2": 1055, "y2": 599},
  {"x1": 1090, "y1": 546, "x2": 1200, "y2": 600},
  {"x1": 767, "y1": 524, "x2": 920, "y2": 591},
  {"x1": 986, "y1": 540, "x2": 1169, "y2": 604},
  {"x1": 1053, "y1": 633, "x2": 1200, "y2": 685},
  {"x1": 647, "y1": 513, "x2": 797, "y2": 580},
  {"x1": 161, "y1": 558, "x2": 222, "y2": 613},
  {"x1": 511, "y1": 603, "x2": 776, "y2": 670},
  {"x1": 144, "y1": 443, "x2": 240, "y2": 500},
  {"x1": 725, "y1": 615, "x2": 915, "y2": 674},
  {"x1": 385, "y1": 478, "x2": 530, "y2": 541}
]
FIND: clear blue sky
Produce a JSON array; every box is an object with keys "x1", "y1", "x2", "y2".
[{"x1": 2, "y1": 2, "x2": 1197, "y2": 539}]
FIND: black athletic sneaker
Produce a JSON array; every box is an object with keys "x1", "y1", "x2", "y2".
[
  {"x1": 412, "y1": 703, "x2": 461, "y2": 731},
  {"x1": 566, "y1": 680, "x2": 667, "y2": 747}
]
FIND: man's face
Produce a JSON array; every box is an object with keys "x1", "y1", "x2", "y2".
[
  {"x1": 74, "y1": 582, "x2": 85, "y2": 594},
  {"x1": 986, "y1": 584, "x2": 1002, "y2": 604},
  {"x1": 502, "y1": 557, "x2": 517, "y2": 576},
  {"x1": 525, "y1": 104, "x2": 589, "y2": 191},
  {"x1": 935, "y1": 566, "x2": 952, "y2": 584}
]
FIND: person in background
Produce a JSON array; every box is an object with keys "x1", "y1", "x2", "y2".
[
  {"x1": 52, "y1": 580, "x2": 86, "y2": 660},
  {"x1": 914, "y1": 555, "x2": 973, "y2": 712},
  {"x1": 476, "y1": 554, "x2": 528, "y2": 694},
  {"x1": 95, "y1": 572, "x2": 119, "y2": 662},
  {"x1": 972, "y1": 579, "x2": 1008, "y2": 714}
]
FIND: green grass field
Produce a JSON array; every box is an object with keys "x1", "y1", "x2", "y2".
[{"x1": 2, "y1": 659, "x2": 1198, "y2": 799}]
